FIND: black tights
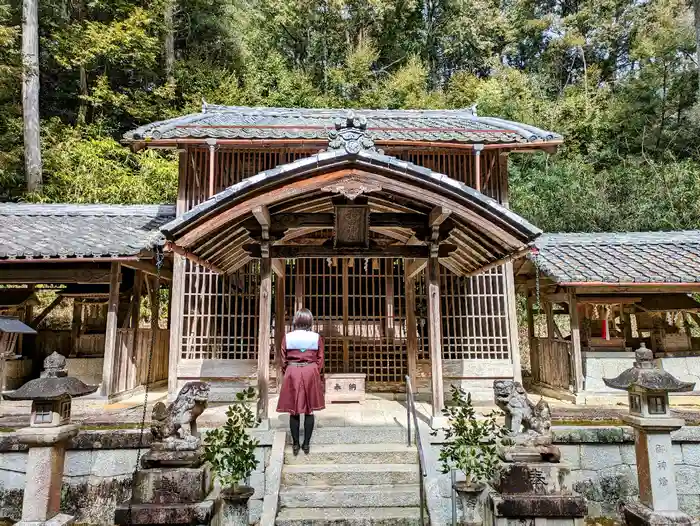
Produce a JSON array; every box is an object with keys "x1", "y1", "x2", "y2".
[{"x1": 290, "y1": 413, "x2": 315, "y2": 446}]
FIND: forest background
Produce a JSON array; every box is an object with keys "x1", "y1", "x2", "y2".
[{"x1": 0, "y1": 0, "x2": 699, "y2": 233}]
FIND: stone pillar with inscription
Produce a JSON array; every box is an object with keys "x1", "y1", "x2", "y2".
[
  {"x1": 484, "y1": 380, "x2": 587, "y2": 526},
  {"x1": 603, "y1": 343, "x2": 695, "y2": 526}
]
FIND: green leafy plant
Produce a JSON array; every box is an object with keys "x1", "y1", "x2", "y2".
[
  {"x1": 203, "y1": 387, "x2": 260, "y2": 492},
  {"x1": 432, "y1": 385, "x2": 510, "y2": 487}
]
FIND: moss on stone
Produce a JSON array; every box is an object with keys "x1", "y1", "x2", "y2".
[
  {"x1": 61, "y1": 476, "x2": 133, "y2": 525},
  {"x1": 0, "y1": 488, "x2": 22, "y2": 522},
  {"x1": 585, "y1": 516, "x2": 622, "y2": 526}
]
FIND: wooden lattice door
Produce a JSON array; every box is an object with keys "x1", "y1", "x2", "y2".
[{"x1": 284, "y1": 258, "x2": 408, "y2": 389}]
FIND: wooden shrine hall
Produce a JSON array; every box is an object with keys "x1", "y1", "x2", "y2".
[{"x1": 124, "y1": 105, "x2": 562, "y2": 421}]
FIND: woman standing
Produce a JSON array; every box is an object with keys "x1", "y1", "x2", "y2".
[{"x1": 276, "y1": 308, "x2": 325, "y2": 455}]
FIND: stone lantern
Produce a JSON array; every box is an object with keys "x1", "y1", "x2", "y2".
[
  {"x1": 603, "y1": 343, "x2": 695, "y2": 526},
  {"x1": 5, "y1": 351, "x2": 97, "y2": 526}
]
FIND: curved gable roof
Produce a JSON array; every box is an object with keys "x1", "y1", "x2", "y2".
[
  {"x1": 125, "y1": 105, "x2": 562, "y2": 147},
  {"x1": 162, "y1": 134, "x2": 541, "y2": 276}
]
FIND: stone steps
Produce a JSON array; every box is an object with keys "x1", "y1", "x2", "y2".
[
  {"x1": 284, "y1": 443, "x2": 417, "y2": 465},
  {"x1": 275, "y1": 506, "x2": 422, "y2": 525},
  {"x1": 279, "y1": 484, "x2": 421, "y2": 508},
  {"x1": 284, "y1": 426, "x2": 408, "y2": 445},
  {"x1": 282, "y1": 463, "x2": 419, "y2": 486},
  {"x1": 275, "y1": 426, "x2": 423, "y2": 525}
]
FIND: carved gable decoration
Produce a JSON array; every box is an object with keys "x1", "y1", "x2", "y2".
[
  {"x1": 322, "y1": 177, "x2": 382, "y2": 201},
  {"x1": 334, "y1": 204, "x2": 370, "y2": 249},
  {"x1": 326, "y1": 111, "x2": 383, "y2": 156}
]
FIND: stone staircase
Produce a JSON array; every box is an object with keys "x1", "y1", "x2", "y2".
[{"x1": 274, "y1": 426, "x2": 424, "y2": 525}]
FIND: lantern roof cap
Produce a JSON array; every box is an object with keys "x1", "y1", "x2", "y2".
[
  {"x1": 603, "y1": 343, "x2": 696, "y2": 393},
  {"x1": 4, "y1": 352, "x2": 98, "y2": 401}
]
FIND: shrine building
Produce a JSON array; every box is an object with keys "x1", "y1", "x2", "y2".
[{"x1": 126, "y1": 105, "x2": 557, "y2": 421}]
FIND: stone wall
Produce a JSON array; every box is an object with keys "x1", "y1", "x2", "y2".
[
  {"x1": 0, "y1": 428, "x2": 275, "y2": 525},
  {"x1": 424, "y1": 425, "x2": 700, "y2": 526}
]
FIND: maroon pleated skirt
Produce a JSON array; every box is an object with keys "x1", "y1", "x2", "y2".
[{"x1": 277, "y1": 363, "x2": 325, "y2": 415}]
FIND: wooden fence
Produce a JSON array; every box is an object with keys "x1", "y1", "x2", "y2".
[
  {"x1": 110, "y1": 328, "x2": 169, "y2": 395},
  {"x1": 531, "y1": 337, "x2": 572, "y2": 391},
  {"x1": 36, "y1": 330, "x2": 105, "y2": 356}
]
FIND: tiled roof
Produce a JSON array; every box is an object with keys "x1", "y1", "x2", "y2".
[
  {"x1": 0, "y1": 204, "x2": 175, "y2": 260},
  {"x1": 124, "y1": 105, "x2": 562, "y2": 145},
  {"x1": 532, "y1": 232, "x2": 700, "y2": 284}
]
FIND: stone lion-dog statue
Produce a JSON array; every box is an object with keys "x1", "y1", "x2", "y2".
[
  {"x1": 151, "y1": 381, "x2": 210, "y2": 449},
  {"x1": 493, "y1": 379, "x2": 551, "y2": 436}
]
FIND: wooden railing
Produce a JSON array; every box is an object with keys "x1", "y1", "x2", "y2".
[{"x1": 531, "y1": 338, "x2": 573, "y2": 390}]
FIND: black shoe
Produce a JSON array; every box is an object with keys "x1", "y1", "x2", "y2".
[
  {"x1": 301, "y1": 443, "x2": 310, "y2": 455},
  {"x1": 292, "y1": 444, "x2": 300, "y2": 456}
]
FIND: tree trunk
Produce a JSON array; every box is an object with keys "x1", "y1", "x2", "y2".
[
  {"x1": 695, "y1": 0, "x2": 700, "y2": 98},
  {"x1": 164, "y1": 0, "x2": 175, "y2": 85},
  {"x1": 22, "y1": 0, "x2": 42, "y2": 192}
]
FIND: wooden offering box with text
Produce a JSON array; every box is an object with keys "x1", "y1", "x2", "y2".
[{"x1": 325, "y1": 373, "x2": 366, "y2": 403}]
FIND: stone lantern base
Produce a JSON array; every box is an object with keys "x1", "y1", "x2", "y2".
[{"x1": 623, "y1": 501, "x2": 695, "y2": 526}]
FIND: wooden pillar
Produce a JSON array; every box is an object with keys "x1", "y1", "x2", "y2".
[
  {"x1": 473, "y1": 144, "x2": 484, "y2": 192},
  {"x1": 168, "y1": 149, "x2": 188, "y2": 399},
  {"x1": 405, "y1": 272, "x2": 418, "y2": 388},
  {"x1": 100, "y1": 262, "x2": 121, "y2": 397},
  {"x1": 274, "y1": 261, "x2": 286, "y2": 392},
  {"x1": 385, "y1": 261, "x2": 395, "y2": 342},
  {"x1": 148, "y1": 276, "x2": 160, "y2": 386},
  {"x1": 426, "y1": 254, "x2": 444, "y2": 418},
  {"x1": 257, "y1": 246, "x2": 272, "y2": 421},
  {"x1": 526, "y1": 294, "x2": 538, "y2": 383},
  {"x1": 504, "y1": 261, "x2": 522, "y2": 383},
  {"x1": 294, "y1": 259, "x2": 305, "y2": 313},
  {"x1": 342, "y1": 259, "x2": 350, "y2": 373},
  {"x1": 70, "y1": 300, "x2": 82, "y2": 357},
  {"x1": 568, "y1": 290, "x2": 584, "y2": 393}
]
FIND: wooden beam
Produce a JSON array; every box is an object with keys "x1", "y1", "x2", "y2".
[
  {"x1": 428, "y1": 206, "x2": 451, "y2": 227},
  {"x1": 246, "y1": 212, "x2": 428, "y2": 232},
  {"x1": 405, "y1": 258, "x2": 427, "y2": 280},
  {"x1": 30, "y1": 295, "x2": 64, "y2": 328},
  {"x1": 122, "y1": 260, "x2": 173, "y2": 281},
  {"x1": 568, "y1": 291, "x2": 584, "y2": 393},
  {"x1": 165, "y1": 242, "x2": 224, "y2": 274},
  {"x1": 257, "y1": 248, "x2": 273, "y2": 421},
  {"x1": 576, "y1": 296, "x2": 643, "y2": 304},
  {"x1": 243, "y1": 244, "x2": 457, "y2": 259},
  {"x1": 271, "y1": 258, "x2": 285, "y2": 278},
  {"x1": 426, "y1": 255, "x2": 444, "y2": 418},
  {"x1": 100, "y1": 262, "x2": 121, "y2": 397},
  {"x1": 253, "y1": 205, "x2": 271, "y2": 228},
  {"x1": 0, "y1": 267, "x2": 113, "y2": 284},
  {"x1": 573, "y1": 285, "x2": 700, "y2": 294}
]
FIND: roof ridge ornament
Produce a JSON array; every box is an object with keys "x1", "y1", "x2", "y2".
[{"x1": 326, "y1": 110, "x2": 383, "y2": 155}]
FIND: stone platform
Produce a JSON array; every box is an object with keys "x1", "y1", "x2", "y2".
[{"x1": 3, "y1": 388, "x2": 700, "y2": 431}]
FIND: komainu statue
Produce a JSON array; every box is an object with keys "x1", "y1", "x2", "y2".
[
  {"x1": 151, "y1": 381, "x2": 210, "y2": 450},
  {"x1": 493, "y1": 380, "x2": 551, "y2": 436}
]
